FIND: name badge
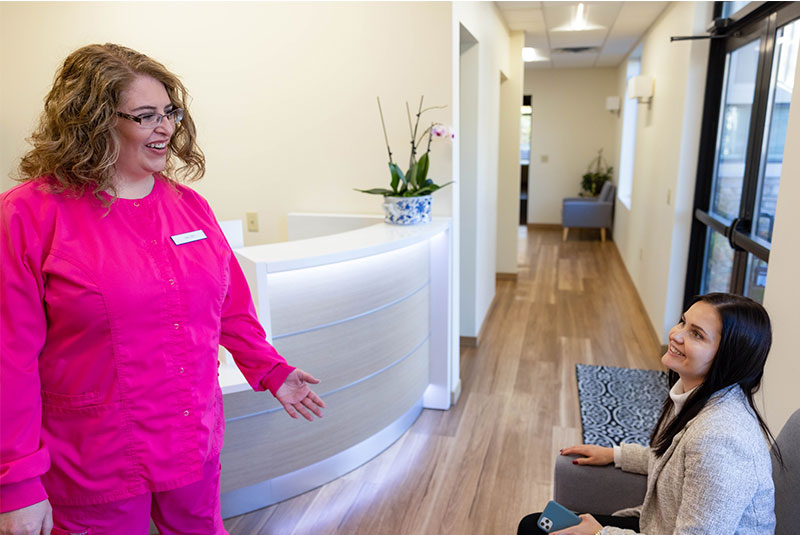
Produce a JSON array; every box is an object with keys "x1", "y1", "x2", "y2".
[{"x1": 171, "y1": 229, "x2": 207, "y2": 245}]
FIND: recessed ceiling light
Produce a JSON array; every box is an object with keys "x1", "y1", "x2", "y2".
[
  {"x1": 522, "y1": 47, "x2": 549, "y2": 62},
  {"x1": 552, "y1": 3, "x2": 605, "y2": 32},
  {"x1": 575, "y1": 3, "x2": 586, "y2": 30}
]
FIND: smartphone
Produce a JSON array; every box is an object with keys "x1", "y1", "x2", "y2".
[{"x1": 537, "y1": 500, "x2": 581, "y2": 533}]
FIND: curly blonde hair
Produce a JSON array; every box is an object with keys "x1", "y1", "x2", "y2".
[{"x1": 18, "y1": 43, "x2": 205, "y2": 196}]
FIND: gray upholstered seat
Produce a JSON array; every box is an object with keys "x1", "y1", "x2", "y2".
[
  {"x1": 562, "y1": 181, "x2": 616, "y2": 243},
  {"x1": 772, "y1": 409, "x2": 800, "y2": 535},
  {"x1": 552, "y1": 408, "x2": 800, "y2": 533}
]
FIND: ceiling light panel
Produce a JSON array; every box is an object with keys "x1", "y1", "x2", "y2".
[
  {"x1": 543, "y1": 1, "x2": 621, "y2": 31},
  {"x1": 522, "y1": 47, "x2": 550, "y2": 62}
]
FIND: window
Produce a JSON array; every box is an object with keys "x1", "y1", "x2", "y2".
[
  {"x1": 617, "y1": 50, "x2": 641, "y2": 209},
  {"x1": 721, "y1": 1, "x2": 752, "y2": 19},
  {"x1": 520, "y1": 104, "x2": 532, "y2": 165},
  {"x1": 686, "y1": 3, "x2": 800, "y2": 305}
]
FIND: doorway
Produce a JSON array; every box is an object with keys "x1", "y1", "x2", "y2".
[{"x1": 520, "y1": 95, "x2": 532, "y2": 225}]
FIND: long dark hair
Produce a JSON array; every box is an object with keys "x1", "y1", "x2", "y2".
[{"x1": 649, "y1": 293, "x2": 781, "y2": 464}]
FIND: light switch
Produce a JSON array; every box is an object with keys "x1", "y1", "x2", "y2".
[
  {"x1": 541, "y1": 154, "x2": 548, "y2": 163},
  {"x1": 246, "y1": 212, "x2": 259, "y2": 232}
]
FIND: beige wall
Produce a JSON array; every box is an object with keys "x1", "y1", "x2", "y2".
[
  {"x1": 524, "y1": 67, "x2": 619, "y2": 224},
  {"x1": 0, "y1": 2, "x2": 453, "y2": 246},
  {"x1": 496, "y1": 32, "x2": 525, "y2": 276},
  {"x1": 611, "y1": 1, "x2": 710, "y2": 342},
  {"x1": 453, "y1": 2, "x2": 512, "y2": 337},
  {"x1": 761, "y1": 41, "x2": 800, "y2": 433}
]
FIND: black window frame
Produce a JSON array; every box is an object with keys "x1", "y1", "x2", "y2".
[{"x1": 684, "y1": 1, "x2": 800, "y2": 307}]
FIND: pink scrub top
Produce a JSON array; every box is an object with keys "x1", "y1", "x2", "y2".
[{"x1": 0, "y1": 175, "x2": 294, "y2": 511}]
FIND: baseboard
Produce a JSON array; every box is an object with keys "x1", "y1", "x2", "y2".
[
  {"x1": 460, "y1": 336, "x2": 478, "y2": 347},
  {"x1": 451, "y1": 379, "x2": 462, "y2": 406},
  {"x1": 496, "y1": 272, "x2": 518, "y2": 281},
  {"x1": 527, "y1": 223, "x2": 562, "y2": 230},
  {"x1": 459, "y1": 293, "x2": 499, "y2": 348}
]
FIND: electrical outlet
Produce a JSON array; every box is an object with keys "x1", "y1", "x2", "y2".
[{"x1": 246, "y1": 212, "x2": 259, "y2": 232}]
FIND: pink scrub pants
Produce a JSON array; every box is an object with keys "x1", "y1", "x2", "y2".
[{"x1": 51, "y1": 455, "x2": 228, "y2": 535}]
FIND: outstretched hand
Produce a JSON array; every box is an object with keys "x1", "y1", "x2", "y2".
[
  {"x1": 275, "y1": 369, "x2": 325, "y2": 421},
  {"x1": 560, "y1": 444, "x2": 614, "y2": 466}
]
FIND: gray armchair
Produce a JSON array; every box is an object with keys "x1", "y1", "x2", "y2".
[
  {"x1": 562, "y1": 181, "x2": 616, "y2": 243},
  {"x1": 553, "y1": 408, "x2": 800, "y2": 534}
]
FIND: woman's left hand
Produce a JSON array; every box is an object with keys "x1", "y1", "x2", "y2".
[
  {"x1": 275, "y1": 369, "x2": 326, "y2": 421},
  {"x1": 551, "y1": 514, "x2": 604, "y2": 535}
]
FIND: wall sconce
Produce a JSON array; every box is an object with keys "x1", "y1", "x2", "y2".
[
  {"x1": 628, "y1": 74, "x2": 654, "y2": 104},
  {"x1": 605, "y1": 96, "x2": 620, "y2": 115}
]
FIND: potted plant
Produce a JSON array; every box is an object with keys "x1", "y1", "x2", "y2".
[
  {"x1": 580, "y1": 149, "x2": 613, "y2": 197},
  {"x1": 357, "y1": 96, "x2": 452, "y2": 225}
]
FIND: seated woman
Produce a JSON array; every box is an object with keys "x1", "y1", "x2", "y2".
[{"x1": 519, "y1": 293, "x2": 779, "y2": 535}]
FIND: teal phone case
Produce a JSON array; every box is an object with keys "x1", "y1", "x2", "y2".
[{"x1": 537, "y1": 500, "x2": 581, "y2": 533}]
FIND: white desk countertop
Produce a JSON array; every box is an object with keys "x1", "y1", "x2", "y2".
[
  {"x1": 218, "y1": 219, "x2": 451, "y2": 394},
  {"x1": 236, "y1": 219, "x2": 450, "y2": 272}
]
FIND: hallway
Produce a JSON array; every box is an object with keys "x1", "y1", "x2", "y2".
[{"x1": 223, "y1": 227, "x2": 664, "y2": 534}]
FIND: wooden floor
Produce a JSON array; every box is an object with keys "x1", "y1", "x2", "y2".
[{"x1": 223, "y1": 227, "x2": 663, "y2": 535}]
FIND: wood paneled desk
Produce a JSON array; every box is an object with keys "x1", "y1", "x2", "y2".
[{"x1": 217, "y1": 216, "x2": 454, "y2": 517}]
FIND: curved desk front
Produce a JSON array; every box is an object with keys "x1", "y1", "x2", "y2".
[{"x1": 217, "y1": 218, "x2": 453, "y2": 517}]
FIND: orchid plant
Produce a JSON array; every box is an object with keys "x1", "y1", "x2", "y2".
[{"x1": 357, "y1": 96, "x2": 453, "y2": 198}]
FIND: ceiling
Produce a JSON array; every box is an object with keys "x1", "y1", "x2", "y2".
[{"x1": 496, "y1": 1, "x2": 670, "y2": 69}]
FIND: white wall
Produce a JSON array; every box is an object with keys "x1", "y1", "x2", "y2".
[
  {"x1": 453, "y1": 2, "x2": 512, "y2": 337},
  {"x1": 496, "y1": 32, "x2": 525, "y2": 276},
  {"x1": 611, "y1": 1, "x2": 711, "y2": 342},
  {"x1": 0, "y1": 2, "x2": 453, "y2": 246},
  {"x1": 458, "y1": 30, "x2": 480, "y2": 336},
  {"x1": 524, "y1": 68, "x2": 619, "y2": 224},
  {"x1": 761, "y1": 42, "x2": 800, "y2": 433}
]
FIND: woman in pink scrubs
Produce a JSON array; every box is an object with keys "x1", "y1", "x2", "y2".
[{"x1": 0, "y1": 43, "x2": 325, "y2": 535}]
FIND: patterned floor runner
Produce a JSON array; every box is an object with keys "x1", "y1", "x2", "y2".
[{"x1": 576, "y1": 364, "x2": 669, "y2": 447}]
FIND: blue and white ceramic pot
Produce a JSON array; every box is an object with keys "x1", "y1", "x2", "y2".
[{"x1": 382, "y1": 195, "x2": 432, "y2": 225}]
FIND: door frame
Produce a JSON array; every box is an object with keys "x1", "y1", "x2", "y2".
[{"x1": 684, "y1": 1, "x2": 800, "y2": 306}]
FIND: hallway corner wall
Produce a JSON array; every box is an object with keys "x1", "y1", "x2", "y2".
[
  {"x1": 496, "y1": 32, "x2": 525, "y2": 276},
  {"x1": 453, "y1": 2, "x2": 513, "y2": 338}
]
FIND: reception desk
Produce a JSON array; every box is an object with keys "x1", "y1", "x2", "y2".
[{"x1": 217, "y1": 216, "x2": 454, "y2": 517}]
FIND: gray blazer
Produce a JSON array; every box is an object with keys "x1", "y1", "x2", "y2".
[{"x1": 604, "y1": 385, "x2": 775, "y2": 535}]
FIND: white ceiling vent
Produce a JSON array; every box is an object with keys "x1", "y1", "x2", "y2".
[{"x1": 553, "y1": 46, "x2": 599, "y2": 54}]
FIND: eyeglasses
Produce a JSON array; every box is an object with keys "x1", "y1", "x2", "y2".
[{"x1": 116, "y1": 108, "x2": 184, "y2": 128}]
